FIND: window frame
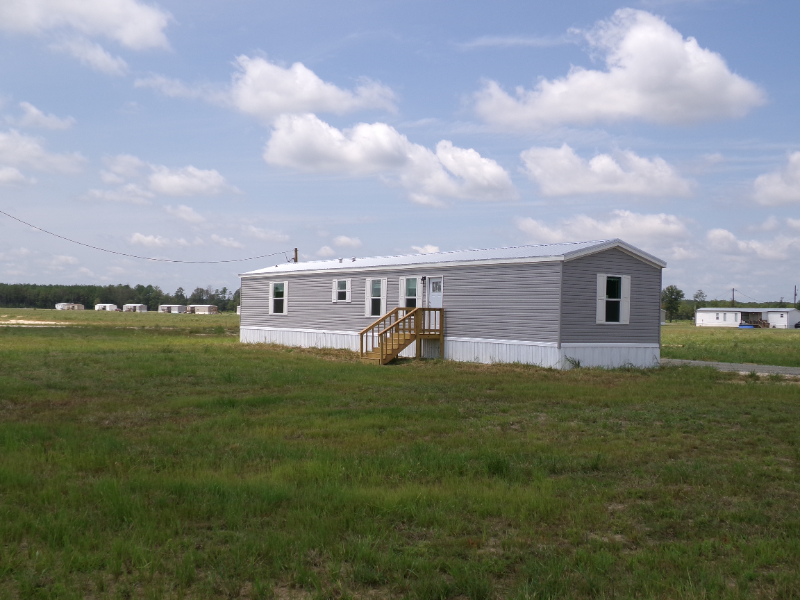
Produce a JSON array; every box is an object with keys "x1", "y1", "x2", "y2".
[
  {"x1": 364, "y1": 278, "x2": 387, "y2": 318},
  {"x1": 398, "y1": 276, "x2": 424, "y2": 309},
  {"x1": 596, "y1": 273, "x2": 631, "y2": 325},
  {"x1": 268, "y1": 280, "x2": 289, "y2": 315},
  {"x1": 331, "y1": 278, "x2": 352, "y2": 303}
]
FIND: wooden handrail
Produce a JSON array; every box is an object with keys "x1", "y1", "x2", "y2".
[
  {"x1": 377, "y1": 307, "x2": 418, "y2": 336},
  {"x1": 360, "y1": 307, "x2": 444, "y2": 362},
  {"x1": 358, "y1": 306, "x2": 404, "y2": 336}
]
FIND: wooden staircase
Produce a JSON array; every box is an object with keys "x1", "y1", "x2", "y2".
[{"x1": 359, "y1": 307, "x2": 444, "y2": 365}]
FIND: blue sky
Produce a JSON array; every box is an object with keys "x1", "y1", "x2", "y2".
[{"x1": 1, "y1": 0, "x2": 799, "y2": 302}]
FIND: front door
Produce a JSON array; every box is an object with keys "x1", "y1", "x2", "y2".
[{"x1": 427, "y1": 277, "x2": 443, "y2": 308}]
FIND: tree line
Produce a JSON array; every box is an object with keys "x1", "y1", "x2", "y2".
[
  {"x1": 661, "y1": 286, "x2": 799, "y2": 322},
  {"x1": 0, "y1": 283, "x2": 240, "y2": 312}
]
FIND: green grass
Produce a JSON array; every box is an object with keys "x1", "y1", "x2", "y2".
[
  {"x1": 662, "y1": 322, "x2": 800, "y2": 367},
  {"x1": 1, "y1": 310, "x2": 799, "y2": 598}
]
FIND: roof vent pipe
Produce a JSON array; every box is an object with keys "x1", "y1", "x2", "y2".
[{"x1": 338, "y1": 258, "x2": 343, "y2": 263}]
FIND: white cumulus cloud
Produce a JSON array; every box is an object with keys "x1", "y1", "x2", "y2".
[
  {"x1": 0, "y1": 129, "x2": 84, "y2": 173},
  {"x1": 101, "y1": 154, "x2": 146, "y2": 183},
  {"x1": 130, "y1": 233, "x2": 188, "y2": 248},
  {"x1": 229, "y1": 55, "x2": 396, "y2": 121},
  {"x1": 148, "y1": 165, "x2": 236, "y2": 197},
  {"x1": 165, "y1": 204, "x2": 205, "y2": 224},
  {"x1": 474, "y1": 9, "x2": 765, "y2": 130},
  {"x1": 0, "y1": 0, "x2": 171, "y2": 50},
  {"x1": 516, "y1": 209, "x2": 689, "y2": 248},
  {"x1": 333, "y1": 235, "x2": 362, "y2": 248},
  {"x1": 210, "y1": 234, "x2": 244, "y2": 249},
  {"x1": 753, "y1": 152, "x2": 800, "y2": 206},
  {"x1": 50, "y1": 37, "x2": 128, "y2": 76},
  {"x1": 243, "y1": 225, "x2": 290, "y2": 243},
  {"x1": 412, "y1": 244, "x2": 440, "y2": 254},
  {"x1": 11, "y1": 102, "x2": 75, "y2": 130},
  {"x1": 316, "y1": 245, "x2": 336, "y2": 257},
  {"x1": 86, "y1": 183, "x2": 153, "y2": 205},
  {"x1": 0, "y1": 166, "x2": 33, "y2": 185},
  {"x1": 50, "y1": 255, "x2": 78, "y2": 266},
  {"x1": 520, "y1": 143, "x2": 691, "y2": 196},
  {"x1": 135, "y1": 55, "x2": 396, "y2": 121},
  {"x1": 706, "y1": 228, "x2": 800, "y2": 261},
  {"x1": 264, "y1": 113, "x2": 516, "y2": 206}
]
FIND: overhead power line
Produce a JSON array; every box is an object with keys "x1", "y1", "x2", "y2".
[{"x1": 0, "y1": 209, "x2": 293, "y2": 264}]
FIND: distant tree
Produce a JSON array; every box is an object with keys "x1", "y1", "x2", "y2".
[
  {"x1": 174, "y1": 287, "x2": 186, "y2": 303},
  {"x1": 661, "y1": 285, "x2": 685, "y2": 322},
  {"x1": 692, "y1": 289, "x2": 707, "y2": 308},
  {"x1": 188, "y1": 287, "x2": 207, "y2": 304}
]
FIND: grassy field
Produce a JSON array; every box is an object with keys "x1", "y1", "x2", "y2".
[
  {"x1": 1, "y1": 310, "x2": 799, "y2": 599},
  {"x1": 662, "y1": 322, "x2": 800, "y2": 367}
]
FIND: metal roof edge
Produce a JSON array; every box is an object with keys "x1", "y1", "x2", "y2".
[
  {"x1": 240, "y1": 254, "x2": 567, "y2": 278},
  {"x1": 238, "y1": 239, "x2": 666, "y2": 277},
  {"x1": 562, "y1": 238, "x2": 667, "y2": 268}
]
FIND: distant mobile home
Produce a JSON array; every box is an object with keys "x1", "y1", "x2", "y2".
[
  {"x1": 94, "y1": 304, "x2": 118, "y2": 311},
  {"x1": 55, "y1": 303, "x2": 84, "y2": 310},
  {"x1": 158, "y1": 305, "x2": 187, "y2": 314},
  {"x1": 188, "y1": 305, "x2": 219, "y2": 315},
  {"x1": 695, "y1": 307, "x2": 800, "y2": 329},
  {"x1": 239, "y1": 239, "x2": 665, "y2": 369},
  {"x1": 123, "y1": 304, "x2": 148, "y2": 313}
]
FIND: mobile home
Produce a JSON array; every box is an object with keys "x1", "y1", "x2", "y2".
[
  {"x1": 55, "y1": 303, "x2": 84, "y2": 310},
  {"x1": 94, "y1": 304, "x2": 118, "y2": 311},
  {"x1": 188, "y1": 305, "x2": 219, "y2": 314},
  {"x1": 158, "y1": 305, "x2": 187, "y2": 314},
  {"x1": 122, "y1": 304, "x2": 148, "y2": 313},
  {"x1": 239, "y1": 239, "x2": 665, "y2": 369},
  {"x1": 695, "y1": 307, "x2": 800, "y2": 328}
]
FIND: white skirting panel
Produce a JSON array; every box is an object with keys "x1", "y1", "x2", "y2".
[
  {"x1": 240, "y1": 326, "x2": 360, "y2": 352},
  {"x1": 240, "y1": 327, "x2": 660, "y2": 369},
  {"x1": 560, "y1": 343, "x2": 660, "y2": 369},
  {"x1": 444, "y1": 337, "x2": 561, "y2": 368}
]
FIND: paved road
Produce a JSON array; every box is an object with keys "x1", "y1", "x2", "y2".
[{"x1": 661, "y1": 358, "x2": 800, "y2": 377}]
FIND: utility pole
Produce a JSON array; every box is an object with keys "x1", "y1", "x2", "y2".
[
  {"x1": 795, "y1": 285, "x2": 797, "y2": 306},
  {"x1": 294, "y1": 248, "x2": 298, "y2": 263},
  {"x1": 731, "y1": 287, "x2": 735, "y2": 308}
]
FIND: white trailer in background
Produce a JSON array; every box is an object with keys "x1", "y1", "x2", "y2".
[
  {"x1": 188, "y1": 305, "x2": 219, "y2": 314},
  {"x1": 95, "y1": 303, "x2": 118, "y2": 311},
  {"x1": 55, "y1": 303, "x2": 84, "y2": 310},
  {"x1": 763, "y1": 308, "x2": 800, "y2": 329},
  {"x1": 695, "y1": 308, "x2": 741, "y2": 327},
  {"x1": 123, "y1": 304, "x2": 148, "y2": 312},
  {"x1": 158, "y1": 305, "x2": 187, "y2": 314},
  {"x1": 695, "y1": 307, "x2": 800, "y2": 328}
]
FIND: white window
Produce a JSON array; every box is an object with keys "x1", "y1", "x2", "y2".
[
  {"x1": 331, "y1": 279, "x2": 352, "y2": 303},
  {"x1": 364, "y1": 278, "x2": 387, "y2": 317},
  {"x1": 596, "y1": 274, "x2": 631, "y2": 324},
  {"x1": 268, "y1": 281, "x2": 288, "y2": 315},
  {"x1": 723, "y1": 313, "x2": 727, "y2": 321},
  {"x1": 716, "y1": 313, "x2": 719, "y2": 320},
  {"x1": 398, "y1": 276, "x2": 423, "y2": 308}
]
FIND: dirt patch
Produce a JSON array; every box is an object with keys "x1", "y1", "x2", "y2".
[{"x1": 0, "y1": 319, "x2": 70, "y2": 326}]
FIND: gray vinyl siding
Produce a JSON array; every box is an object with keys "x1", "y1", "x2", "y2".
[
  {"x1": 241, "y1": 261, "x2": 563, "y2": 343},
  {"x1": 560, "y1": 248, "x2": 662, "y2": 344}
]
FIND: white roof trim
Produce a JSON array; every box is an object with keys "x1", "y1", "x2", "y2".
[{"x1": 240, "y1": 238, "x2": 666, "y2": 278}]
